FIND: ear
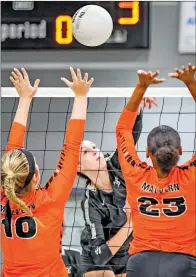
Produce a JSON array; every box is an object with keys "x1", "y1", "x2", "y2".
[
  {"x1": 32, "y1": 173, "x2": 38, "y2": 184},
  {"x1": 29, "y1": 173, "x2": 39, "y2": 192},
  {"x1": 178, "y1": 146, "x2": 182, "y2": 156},
  {"x1": 146, "y1": 147, "x2": 150, "y2": 158},
  {"x1": 77, "y1": 162, "x2": 83, "y2": 173}
]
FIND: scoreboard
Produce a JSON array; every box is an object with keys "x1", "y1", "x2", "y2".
[{"x1": 1, "y1": 1, "x2": 150, "y2": 50}]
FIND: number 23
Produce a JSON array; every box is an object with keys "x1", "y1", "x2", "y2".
[{"x1": 138, "y1": 196, "x2": 186, "y2": 217}]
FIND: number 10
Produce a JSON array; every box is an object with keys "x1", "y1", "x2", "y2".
[{"x1": 2, "y1": 216, "x2": 37, "y2": 239}]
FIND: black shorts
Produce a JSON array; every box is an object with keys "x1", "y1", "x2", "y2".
[
  {"x1": 81, "y1": 252, "x2": 129, "y2": 275},
  {"x1": 126, "y1": 251, "x2": 196, "y2": 277}
]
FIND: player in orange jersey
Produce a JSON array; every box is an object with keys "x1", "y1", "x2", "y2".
[
  {"x1": 1, "y1": 67, "x2": 94, "y2": 277},
  {"x1": 116, "y1": 63, "x2": 196, "y2": 277}
]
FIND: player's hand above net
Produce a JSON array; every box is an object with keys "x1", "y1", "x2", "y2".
[
  {"x1": 125, "y1": 70, "x2": 164, "y2": 112},
  {"x1": 61, "y1": 67, "x2": 94, "y2": 97},
  {"x1": 10, "y1": 68, "x2": 40, "y2": 99},
  {"x1": 169, "y1": 63, "x2": 196, "y2": 101},
  {"x1": 142, "y1": 97, "x2": 158, "y2": 109},
  {"x1": 168, "y1": 63, "x2": 196, "y2": 85},
  {"x1": 137, "y1": 70, "x2": 165, "y2": 88}
]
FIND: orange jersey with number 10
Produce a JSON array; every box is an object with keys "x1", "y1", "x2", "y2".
[
  {"x1": 1, "y1": 119, "x2": 85, "y2": 277},
  {"x1": 116, "y1": 108, "x2": 196, "y2": 257}
]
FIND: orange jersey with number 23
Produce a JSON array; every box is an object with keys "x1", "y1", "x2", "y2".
[{"x1": 116, "y1": 109, "x2": 196, "y2": 257}]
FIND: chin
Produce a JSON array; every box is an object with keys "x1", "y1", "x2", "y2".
[{"x1": 96, "y1": 160, "x2": 107, "y2": 171}]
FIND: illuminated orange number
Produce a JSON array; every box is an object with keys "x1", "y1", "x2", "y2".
[
  {"x1": 118, "y1": 1, "x2": 139, "y2": 25},
  {"x1": 56, "y1": 15, "x2": 73, "y2": 44}
]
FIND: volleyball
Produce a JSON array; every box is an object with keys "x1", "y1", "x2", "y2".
[{"x1": 72, "y1": 5, "x2": 113, "y2": 47}]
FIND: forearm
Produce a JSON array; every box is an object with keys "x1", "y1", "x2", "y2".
[
  {"x1": 71, "y1": 96, "x2": 88, "y2": 119},
  {"x1": 90, "y1": 222, "x2": 132, "y2": 266},
  {"x1": 126, "y1": 84, "x2": 148, "y2": 112},
  {"x1": 106, "y1": 222, "x2": 132, "y2": 256},
  {"x1": 14, "y1": 98, "x2": 31, "y2": 127},
  {"x1": 132, "y1": 109, "x2": 143, "y2": 144},
  {"x1": 186, "y1": 80, "x2": 196, "y2": 101}
]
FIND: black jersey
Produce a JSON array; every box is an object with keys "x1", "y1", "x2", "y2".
[
  {"x1": 62, "y1": 248, "x2": 82, "y2": 277},
  {"x1": 80, "y1": 112, "x2": 143, "y2": 266}
]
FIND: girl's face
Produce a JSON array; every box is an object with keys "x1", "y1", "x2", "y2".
[{"x1": 78, "y1": 140, "x2": 107, "y2": 172}]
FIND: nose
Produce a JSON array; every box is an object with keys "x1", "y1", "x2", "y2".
[{"x1": 92, "y1": 151, "x2": 97, "y2": 156}]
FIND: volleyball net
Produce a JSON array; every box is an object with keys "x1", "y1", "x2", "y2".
[{"x1": 1, "y1": 87, "x2": 196, "y2": 272}]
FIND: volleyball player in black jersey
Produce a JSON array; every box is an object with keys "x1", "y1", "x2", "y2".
[{"x1": 77, "y1": 98, "x2": 157, "y2": 277}]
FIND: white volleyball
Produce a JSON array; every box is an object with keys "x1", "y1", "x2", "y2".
[{"x1": 72, "y1": 5, "x2": 113, "y2": 47}]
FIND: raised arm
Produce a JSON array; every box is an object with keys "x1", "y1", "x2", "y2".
[
  {"x1": 109, "y1": 110, "x2": 143, "y2": 169},
  {"x1": 116, "y1": 70, "x2": 164, "y2": 177},
  {"x1": 169, "y1": 63, "x2": 196, "y2": 101},
  {"x1": 169, "y1": 63, "x2": 196, "y2": 169},
  {"x1": 110, "y1": 97, "x2": 158, "y2": 169},
  {"x1": 6, "y1": 68, "x2": 40, "y2": 152},
  {"x1": 43, "y1": 68, "x2": 94, "y2": 205}
]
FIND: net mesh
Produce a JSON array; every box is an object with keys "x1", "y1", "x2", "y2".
[{"x1": 1, "y1": 95, "x2": 196, "y2": 274}]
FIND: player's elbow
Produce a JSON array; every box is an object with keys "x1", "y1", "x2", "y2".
[{"x1": 91, "y1": 244, "x2": 113, "y2": 266}]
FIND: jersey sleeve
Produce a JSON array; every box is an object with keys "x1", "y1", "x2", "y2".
[
  {"x1": 109, "y1": 110, "x2": 143, "y2": 170},
  {"x1": 180, "y1": 152, "x2": 196, "y2": 179},
  {"x1": 5, "y1": 122, "x2": 26, "y2": 153},
  {"x1": 82, "y1": 198, "x2": 113, "y2": 266},
  {"x1": 182, "y1": 153, "x2": 196, "y2": 166},
  {"x1": 116, "y1": 108, "x2": 142, "y2": 177},
  {"x1": 42, "y1": 119, "x2": 85, "y2": 206}
]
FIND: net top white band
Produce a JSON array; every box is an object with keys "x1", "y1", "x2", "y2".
[{"x1": 1, "y1": 87, "x2": 191, "y2": 98}]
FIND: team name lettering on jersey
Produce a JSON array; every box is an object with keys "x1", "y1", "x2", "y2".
[
  {"x1": 1, "y1": 203, "x2": 36, "y2": 215},
  {"x1": 141, "y1": 182, "x2": 180, "y2": 194}
]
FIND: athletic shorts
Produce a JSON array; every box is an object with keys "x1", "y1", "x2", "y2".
[
  {"x1": 81, "y1": 252, "x2": 129, "y2": 275},
  {"x1": 126, "y1": 251, "x2": 196, "y2": 277}
]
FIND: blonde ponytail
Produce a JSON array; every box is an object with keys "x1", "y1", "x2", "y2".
[
  {"x1": 4, "y1": 175, "x2": 34, "y2": 217},
  {"x1": 1, "y1": 149, "x2": 44, "y2": 228}
]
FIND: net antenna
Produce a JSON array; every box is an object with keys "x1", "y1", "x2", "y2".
[{"x1": 1, "y1": 87, "x2": 192, "y2": 98}]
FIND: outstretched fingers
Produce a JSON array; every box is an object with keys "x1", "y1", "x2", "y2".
[
  {"x1": 87, "y1": 77, "x2": 94, "y2": 87},
  {"x1": 11, "y1": 71, "x2": 18, "y2": 81},
  {"x1": 70, "y1": 67, "x2": 77, "y2": 82},
  {"x1": 14, "y1": 68, "x2": 23, "y2": 80},
  {"x1": 77, "y1": 68, "x2": 82, "y2": 80},
  {"x1": 188, "y1": 63, "x2": 196, "y2": 72},
  {"x1": 21, "y1": 68, "x2": 29, "y2": 81},
  {"x1": 61, "y1": 77, "x2": 72, "y2": 88},
  {"x1": 10, "y1": 76, "x2": 17, "y2": 86},
  {"x1": 33, "y1": 79, "x2": 40, "y2": 90},
  {"x1": 168, "y1": 63, "x2": 196, "y2": 80},
  {"x1": 153, "y1": 78, "x2": 165, "y2": 84},
  {"x1": 168, "y1": 72, "x2": 178, "y2": 78},
  {"x1": 83, "y1": 72, "x2": 88, "y2": 82},
  {"x1": 151, "y1": 70, "x2": 160, "y2": 79}
]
